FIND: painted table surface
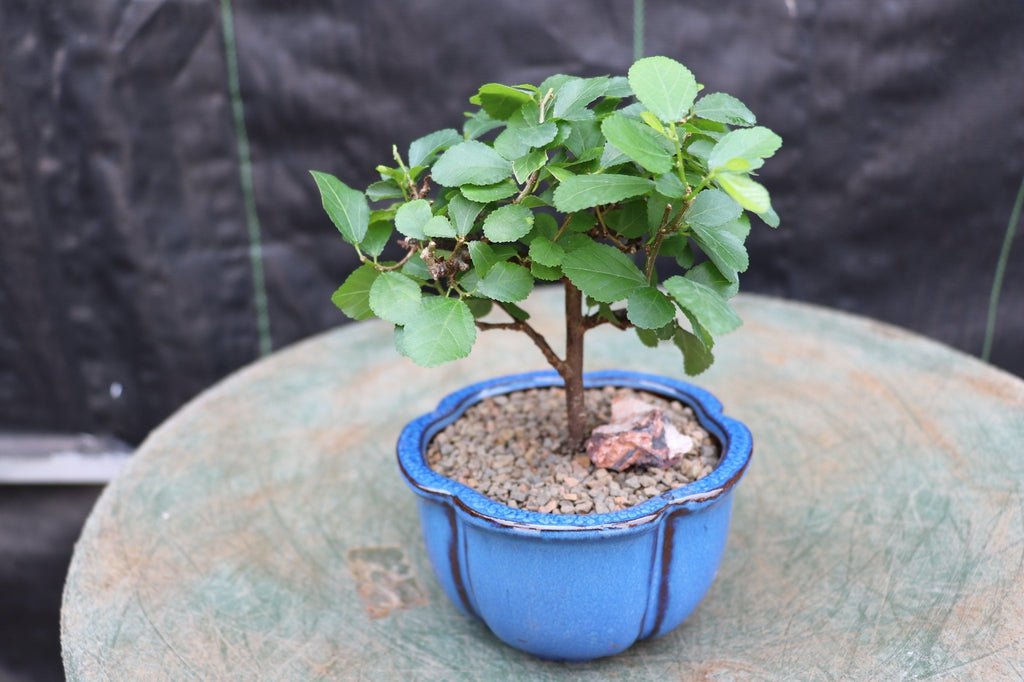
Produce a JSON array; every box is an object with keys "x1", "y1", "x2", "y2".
[{"x1": 61, "y1": 291, "x2": 1024, "y2": 681}]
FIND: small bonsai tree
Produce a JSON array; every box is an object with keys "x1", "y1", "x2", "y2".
[{"x1": 312, "y1": 56, "x2": 780, "y2": 448}]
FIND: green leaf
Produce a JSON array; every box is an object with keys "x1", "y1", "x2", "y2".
[
  {"x1": 684, "y1": 189, "x2": 742, "y2": 227},
  {"x1": 394, "y1": 199, "x2": 432, "y2": 239},
  {"x1": 408, "y1": 128, "x2": 462, "y2": 167},
  {"x1": 627, "y1": 56, "x2": 698, "y2": 123},
  {"x1": 640, "y1": 111, "x2": 667, "y2": 136},
  {"x1": 686, "y1": 260, "x2": 740, "y2": 298},
  {"x1": 501, "y1": 302, "x2": 532, "y2": 321},
  {"x1": 401, "y1": 253, "x2": 431, "y2": 281},
  {"x1": 600, "y1": 114, "x2": 675, "y2": 174},
  {"x1": 691, "y1": 217, "x2": 749, "y2": 283},
  {"x1": 482, "y1": 204, "x2": 534, "y2": 242},
  {"x1": 758, "y1": 206, "x2": 781, "y2": 228},
  {"x1": 715, "y1": 173, "x2": 772, "y2": 214},
  {"x1": 694, "y1": 93, "x2": 756, "y2": 127},
  {"x1": 654, "y1": 172, "x2": 687, "y2": 199},
  {"x1": 465, "y1": 298, "x2": 493, "y2": 318},
  {"x1": 401, "y1": 297, "x2": 477, "y2": 367},
  {"x1": 506, "y1": 103, "x2": 559, "y2": 147},
  {"x1": 467, "y1": 241, "x2": 504, "y2": 277},
  {"x1": 531, "y1": 262, "x2": 562, "y2": 281},
  {"x1": 561, "y1": 242, "x2": 647, "y2": 303},
  {"x1": 369, "y1": 271, "x2": 422, "y2": 324},
  {"x1": 474, "y1": 261, "x2": 534, "y2": 302},
  {"x1": 687, "y1": 139, "x2": 714, "y2": 164},
  {"x1": 365, "y1": 180, "x2": 404, "y2": 202},
  {"x1": 361, "y1": 221, "x2": 392, "y2": 258},
  {"x1": 423, "y1": 215, "x2": 456, "y2": 238},
  {"x1": 530, "y1": 213, "x2": 558, "y2": 241},
  {"x1": 461, "y1": 180, "x2": 518, "y2": 202},
  {"x1": 604, "y1": 201, "x2": 649, "y2": 238},
  {"x1": 513, "y1": 149, "x2": 547, "y2": 184},
  {"x1": 449, "y1": 194, "x2": 485, "y2": 237},
  {"x1": 552, "y1": 76, "x2": 609, "y2": 119},
  {"x1": 563, "y1": 120, "x2": 603, "y2": 158},
  {"x1": 663, "y1": 276, "x2": 742, "y2": 335},
  {"x1": 431, "y1": 141, "x2": 512, "y2": 187},
  {"x1": 635, "y1": 327, "x2": 660, "y2": 348},
  {"x1": 708, "y1": 127, "x2": 782, "y2": 172},
  {"x1": 674, "y1": 328, "x2": 715, "y2": 375},
  {"x1": 474, "y1": 83, "x2": 533, "y2": 120},
  {"x1": 310, "y1": 171, "x2": 369, "y2": 244},
  {"x1": 626, "y1": 287, "x2": 676, "y2": 329},
  {"x1": 599, "y1": 143, "x2": 630, "y2": 169},
  {"x1": 464, "y1": 110, "x2": 503, "y2": 140},
  {"x1": 493, "y1": 127, "x2": 532, "y2": 160},
  {"x1": 604, "y1": 76, "x2": 632, "y2": 98},
  {"x1": 331, "y1": 264, "x2": 379, "y2": 320},
  {"x1": 528, "y1": 236, "x2": 565, "y2": 267},
  {"x1": 552, "y1": 174, "x2": 654, "y2": 212}
]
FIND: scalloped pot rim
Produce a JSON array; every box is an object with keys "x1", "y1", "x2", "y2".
[{"x1": 397, "y1": 369, "x2": 753, "y2": 534}]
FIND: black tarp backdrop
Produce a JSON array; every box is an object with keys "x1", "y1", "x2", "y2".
[{"x1": 1, "y1": 0, "x2": 1022, "y2": 444}]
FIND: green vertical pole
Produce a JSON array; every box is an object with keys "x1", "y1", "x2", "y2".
[
  {"x1": 982, "y1": 176, "x2": 1024, "y2": 362},
  {"x1": 220, "y1": 0, "x2": 273, "y2": 356},
  {"x1": 633, "y1": 0, "x2": 646, "y2": 60}
]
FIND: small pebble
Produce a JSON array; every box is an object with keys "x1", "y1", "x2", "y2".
[{"x1": 426, "y1": 387, "x2": 721, "y2": 516}]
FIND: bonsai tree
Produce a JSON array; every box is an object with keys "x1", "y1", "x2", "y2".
[{"x1": 312, "y1": 56, "x2": 780, "y2": 448}]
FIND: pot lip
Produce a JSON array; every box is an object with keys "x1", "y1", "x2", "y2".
[{"x1": 396, "y1": 369, "x2": 752, "y2": 532}]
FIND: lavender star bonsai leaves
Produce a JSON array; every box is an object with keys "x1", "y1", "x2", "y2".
[{"x1": 312, "y1": 56, "x2": 781, "y2": 446}]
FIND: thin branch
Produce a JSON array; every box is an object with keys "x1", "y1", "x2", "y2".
[
  {"x1": 475, "y1": 318, "x2": 566, "y2": 373},
  {"x1": 512, "y1": 171, "x2": 539, "y2": 204}
]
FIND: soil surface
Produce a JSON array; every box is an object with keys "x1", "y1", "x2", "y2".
[{"x1": 427, "y1": 386, "x2": 721, "y2": 514}]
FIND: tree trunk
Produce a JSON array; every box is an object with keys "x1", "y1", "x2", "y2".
[{"x1": 563, "y1": 279, "x2": 586, "y2": 449}]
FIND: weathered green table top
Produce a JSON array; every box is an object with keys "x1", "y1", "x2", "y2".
[{"x1": 62, "y1": 291, "x2": 1024, "y2": 680}]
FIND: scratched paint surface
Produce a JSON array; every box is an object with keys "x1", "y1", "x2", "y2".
[{"x1": 62, "y1": 292, "x2": 1024, "y2": 680}]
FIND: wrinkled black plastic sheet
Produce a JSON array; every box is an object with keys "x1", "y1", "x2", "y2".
[{"x1": 0, "y1": 0, "x2": 1021, "y2": 443}]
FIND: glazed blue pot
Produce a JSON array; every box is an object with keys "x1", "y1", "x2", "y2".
[{"x1": 397, "y1": 370, "x2": 752, "y2": 661}]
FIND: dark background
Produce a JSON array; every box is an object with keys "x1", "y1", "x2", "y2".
[{"x1": 0, "y1": 2, "x2": 1022, "y2": 677}]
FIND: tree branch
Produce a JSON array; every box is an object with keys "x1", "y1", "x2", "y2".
[
  {"x1": 475, "y1": 319, "x2": 566, "y2": 373},
  {"x1": 583, "y1": 308, "x2": 632, "y2": 330}
]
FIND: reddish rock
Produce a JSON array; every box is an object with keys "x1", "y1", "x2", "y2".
[{"x1": 586, "y1": 396, "x2": 695, "y2": 471}]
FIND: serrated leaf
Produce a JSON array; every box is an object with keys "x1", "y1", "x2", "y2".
[
  {"x1": 600, "y1": 142, "x2": 630, "y2": 169},
  {"x1": 401, "y1": 253, "x2": 431, "y2": 281},
  {"x1": 331, "y1": 264, "x2": 379, "y2": 320},
  {"x1": 530, "y1": 213, "x2": 558, "y2": 241},
  {"x1": 463, "y1": 110, "x2": 503, "y2": 140},
  {"x1": 482, "y1": 204, "x2": 534, "y2": 242},
  {"x1": 474, "y1": 261, "x2": 534, "y2": 302},
  {"x1": 674, "y1": 328, "x2": 715, "y2": 375},
  {"x1": 465, "y1": 297, "x2": 493, "y2": 318},
  {"x1": 635, "y1": 327, "x2": 660, "y2": 348},
  {"x1": 627, "y1": 56, "x2": 698, "y2": 123},
  {"x1": 604, "y1": 200, "x2": 648, "y2": 238},
  {"x1": 715, "y1": 173, "x2": 772, "y2": 214},
  {"x1": 691, "y1": 219, "x2": 749, "y2": 283},
  {"x1": 600, "y1": 114, "x2": 675, "y2": 174},
  {"x1": 449, "y1": 194, "x2": 484, "y2": 236},
  {"x1": 531, "y1": 262, "x2": 562, "y2": 281},
  {"x1": 553, "y1": 76, "x2": 609, "y2": 119},
  {"x1": 365, "y1": 180, "x2": 404, "y2": 202},
  {"x1": 604, "y1": 76, "x2": 632, "y2": 98},
  {"x1": 655, "y1": 173, "x2": 687, "y2": 199},
  {"x1": 401, "y1": 297, "x2": 477, "y2": 367},
  {"x1": 627, "y1": 287, "x2": 676, "y2": 329},
  {"x1": 423, "y1": 215, "x2": 456, "y2": 238},
  {"x1": 663, "y1": 276, "x2": 742, "y2": 335},
  {"x1": 369, "y1": 271, "x2": 422, "y2": 324},
  {"x1": 528, "y1": 236, "x2": 565, "y2": 267},
  {"x1": 686, "y1": 260, "x2": 740, "y2": 298},
  {"x1": 661, "y1": 234, "x2": 694, "y2": 268},
  {"x1": 431, "y1": 141, "x2": 512, "y2": 187},
  {"x1": 310, "y1": 171, "x2": 369, "y2": 244},
  {"x1": 361, "y1": 221, "x2": 392, "y2": 258},
  {"x1": 694, "y1": 93, "x2": 756, "y2": 127},
  {"x1": 684, "y1": 189, "x2": 742, "y2": 227},
  {"x1": 552, "y1": 174, "x2": 654, "y2": 212},
  {"x1": 546, "y1": 165, "x2": 575, "y2": 183},
  {"x1": 708, "y1": 127, "x2": 782, "y2": 171},
  {"x1": 475, "y1": 83, "x2": 533, "y2": 120},
  {"x1": 561, "y1": 242, "x2": 647, "y2": 303},
  {"x1": 639, "y1": 111, "x2": 667, "y2": 136},
  {"x1": 563, "y1": 120, "x2": 603, "y2": 159},
  {"x1": 687, "y1": 139, "x2": 714, "y2": 164},
  {"x1": 461, "y1": 180, "x2": 518, "y2": 202},
  {"x1": 506, "y1": 103, "x2": 559, "y2": 147},
  {"x1": 394, "y1": 199, "x2": 432, "y2": 239},
  {"x1": 493, "y1": 127, "x2": 532, "y2": 160},
  {"x1": 513, "y1": 149, "x2": 547, "y2": 184},
  {"x1": 408, "y1": 128, "x2": 462, "y2": 167},
  {"x1": 467, "y1": 241, "x2": 504, "y2": 277}
]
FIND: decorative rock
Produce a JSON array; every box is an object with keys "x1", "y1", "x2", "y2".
[{"x1": 585, "y1": 395, "x2": 696, "y2": 471}]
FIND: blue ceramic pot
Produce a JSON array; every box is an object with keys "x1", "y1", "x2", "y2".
[{"x1": 397, "y1": 370, "x2": 752, "y2": 661}]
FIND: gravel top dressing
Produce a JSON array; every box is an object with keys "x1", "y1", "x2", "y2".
[{"x1": 427, "y1": 386, "x2": 721, "y2": 515}]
